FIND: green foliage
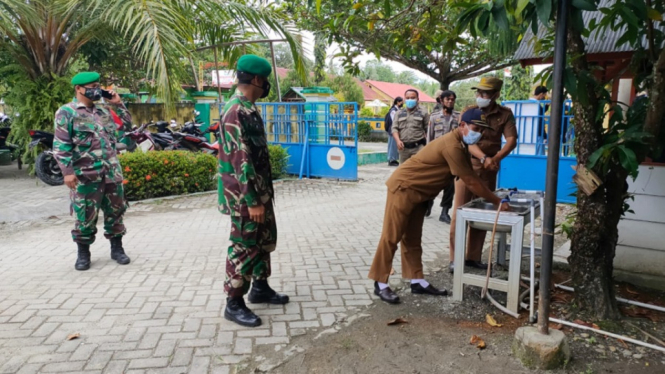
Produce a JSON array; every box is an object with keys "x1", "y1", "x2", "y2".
[
  {"x1": 451, "y1": 78, "x2": 481, "y2": 110},
  {"x1": 118, "y1": 151, "x2": 217, "y2": 201},
  {"x1": 504, "y1": 64, "x2": 534, "y2": 101},
  {"x1": 268, "y1": 144, "x2": 290, "y2": 180},
  {"x1": 358, "y1": 120, "x2": 372, "y2": 142},
  {"x1": 325, "y1": 74, "x2": 364, "y2": 106},
  {"x1": 359, "y1": 107, "x2": 376, "y2": 117},
  {"x1": 4, "y1": 74, "x2": 72, "y2": 169}
]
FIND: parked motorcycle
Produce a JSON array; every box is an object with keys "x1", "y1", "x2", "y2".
[
  {"x1": 0, "y1": 127, "x2": 22, "y2": 169},
  {"x1": 29, "y1": 130, "x2": 63, "y2": 186}
]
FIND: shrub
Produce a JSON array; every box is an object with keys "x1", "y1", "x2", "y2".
[
  {"x1": 269, "y1": 144, "x2": 290, "y2": 180},
  {"x1": 358, "y1": 120, "x2": 373, "y2": 142},
  {"x1": 118, "y1": 151, "x2": 217, "y2": 201}
]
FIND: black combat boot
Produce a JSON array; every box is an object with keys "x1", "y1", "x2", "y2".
[
  {"x1": 248, "y1": 280, "x2": 290, "y2": 304},
  {"x1": 224, "y1": 297, "x2": 262, "y2": 327},
  {"x1": 75, "y1": 243, "x2": 91, "y2": 271},
  {"x1": 439, "y1": 208, "x2": 451, "y2": 224},
  {"x1": 110, "y1": 237, "x2": 131, "y2": 265}
]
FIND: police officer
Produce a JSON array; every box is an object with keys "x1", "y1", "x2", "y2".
[
  {"x1": 448, "y1": 77, "x2": 518, "y2": 273},
  {"x1": 369, "y1": 108, "x2": 509, "y2": 304},
  {"x1": 427, "y1": 90, "x2": 460, "y2": 223},
  {"x1": 218, "y1": 54, "x2": 289, "y2": 328},
  {"x1": 392, "y1": 89, "x2": 429, "y2": 164},
  {"x1": 53, "y1": 72, "x2": 132, "y2": 271}
]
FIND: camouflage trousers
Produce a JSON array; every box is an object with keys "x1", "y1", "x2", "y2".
[
  {"x1": 224, "y1": 203, "x2": 277, "y2": 298},
  {"x1": 70, "y1": 180, "x2": 127, "y2": 245}
]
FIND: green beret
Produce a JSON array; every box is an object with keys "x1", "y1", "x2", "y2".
[
  {"x1": 71, "y1": 72, "x2": 100, "y2": 86},
  {"x1": 236, "y1": 55, "x2": 272, "y2": 78}
]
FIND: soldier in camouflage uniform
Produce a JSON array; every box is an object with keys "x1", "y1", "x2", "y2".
[
  {"x1": 53, "y1": 72, "x2": 132, "y2": 271},
  {"x1": 218, "y1": 55, "x2": 289, "y2": 328}
]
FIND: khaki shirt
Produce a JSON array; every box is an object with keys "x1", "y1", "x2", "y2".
[
  {"x1": 428, "y1": 110, "x2": 460, "y2": 142},
  {"x1": 386, "y1": 129, "x2": 474, "y2": 203},
  {"x1": 391, "y1": 106, "x2": 430, "y2": 143},
  {"x1": 476, "y1": 104, "x2": 518, "y2": 156}
]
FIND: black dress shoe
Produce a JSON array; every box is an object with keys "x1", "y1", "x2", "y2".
[
  {"x1": 224, "y1": 297, "x2": 262, "y2": 327},
  {"x1": 373, "y1": 282, "x2": 400, "y2": 304},
  {"x1": 110, "y1": 237, "x2": 131, "y2": 265},
  {"x1": 465, "y1": 260, "x2": 488, "y2": 270},
  {"x1": 75, "y1": 243, "x2": 91, "y2": 271},
  {"x1": 439, "y1": 211, "x2": 451, "y2": 224},
  {"x1": 248, "y1": 280, "x2": 289, "y2": 304},
  {"x1": 388, "y1": 160, "x2": 399, "y2": 167},
  {"x1": 411, "y1": 283, "x2": 448, "y2": 296}
]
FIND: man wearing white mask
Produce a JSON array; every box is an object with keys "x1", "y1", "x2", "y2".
[
  {"x1": 392, "y1": 89, "x2": 430, "y2": 164},
  {"x1": 368, "y1": 108, "x2": 509, "y2": 304},
  {"x1": 448, "y1": 77, "x2": 518, "y2": 273}
]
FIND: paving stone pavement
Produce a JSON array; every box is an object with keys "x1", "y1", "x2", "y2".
[
  {"x1": 0, "y1": 164, "x2": 452, "y2": 373},
  {"x1": 0, "y1": 165, "x2": 69, "y2": 222}
]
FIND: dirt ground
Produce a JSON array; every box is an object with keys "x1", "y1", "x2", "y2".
[{"x1": 240, "y1": 268, "x2": 665, "y2": 374}]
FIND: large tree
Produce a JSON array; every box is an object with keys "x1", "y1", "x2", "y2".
[
  {"x1": 287, "y1": 0, "x2": 517, "y2": 89},
  {"x1": 457, "y1": 0, "x2": 664, "y2": 320}
]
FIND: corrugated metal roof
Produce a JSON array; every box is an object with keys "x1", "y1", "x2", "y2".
[{"x1": 514, "y1": 0, "x2": 659, "y2": 61}]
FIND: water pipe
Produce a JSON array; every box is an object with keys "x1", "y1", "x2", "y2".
[{"x1": 554, "y1": 284, "x2": 665, "y2": 314}]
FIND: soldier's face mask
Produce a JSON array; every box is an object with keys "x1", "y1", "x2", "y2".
[
  {"x1": 79, "y1": 85, "x2": 102, "y2": 102},
  {"x1": 252, "y1": 77, "x2": 271, "y2": 99}
]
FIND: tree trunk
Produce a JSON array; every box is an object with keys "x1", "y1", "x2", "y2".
[
  {"x1": 313, "y1": 32, "x2": 327, "y2": 85},
  {"x1": 567, "y1": 26, "x2": 622, "y2": 320},
  {"x1": 645, "y1": 45, "x2": 665, "y2": 142}
]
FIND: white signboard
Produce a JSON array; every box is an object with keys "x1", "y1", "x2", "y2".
[
  {"x1": 327, "y1": 147, "x2": 346, "y2": 170},
  {"x1": 211, "y1": 70, "x2": 235, "y2": 86}
]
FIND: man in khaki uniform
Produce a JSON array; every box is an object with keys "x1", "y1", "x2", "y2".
[
  {"x1": 448, "y1": 77, "x2": 518, "y2": 273},
  {"x1": 392, "y1": 89, "x2": 429, "y2": 164},
  {"x1": 369, "y1": 108, "x2": 509, "y2": 304}
]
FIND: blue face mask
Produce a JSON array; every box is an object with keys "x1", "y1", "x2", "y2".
[
  {"x1": 463, "y1": 129, "x2": 482, "y2": 145},
  {"x1": 405, "y1": 99, "x2": 417, "y2": 109}
]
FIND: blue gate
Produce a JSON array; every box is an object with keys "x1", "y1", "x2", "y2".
[
  {"x1": 255, "y1": 102, "x2": 359, "y2": 180},
  {"x1": 498, "y1": 100, "x2": 577, "y2": 203}
]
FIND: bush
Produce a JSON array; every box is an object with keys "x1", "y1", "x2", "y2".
[
  {"x1": 358, "y1": 120, "x2": 373, "y2": 142},
  {"x1": 118, "y1": 151, "x2": 217, "y2": 201},
  {"x1": 269, "y1": 144, "x2": 290, "y2": 180}
]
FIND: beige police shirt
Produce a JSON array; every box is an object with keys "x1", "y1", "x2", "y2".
[{"x1": 391, "y1": 106, "x2": 430, "y2": 143}]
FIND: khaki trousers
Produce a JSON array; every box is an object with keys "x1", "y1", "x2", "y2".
[
  {"x1": 368, "y1": 189, "x2": 427, "y2": 283},
  {"x1": 449, "y1": 161, "x2": 498, "y2": 262},
  {"x1": 398, "y1": 144, "x2": 424, "y2": 164}
]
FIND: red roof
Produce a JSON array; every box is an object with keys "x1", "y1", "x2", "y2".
[
  {"x1": 364, "y1": 80, "x2": 436, "y2": 103},
  {"x1": 354, "y1": 78, "x2": 381, "y2": 101}
]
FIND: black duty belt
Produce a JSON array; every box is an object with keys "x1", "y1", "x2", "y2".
[{"x1": 403, "y1": 138, "x2": 426, "y2": 149}]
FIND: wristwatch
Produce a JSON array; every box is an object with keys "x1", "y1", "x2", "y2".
[{"x1": 480, "y1": 156, "x2": 487, "y2": 164}]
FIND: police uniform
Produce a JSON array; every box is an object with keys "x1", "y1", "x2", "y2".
[
  {"x1": 449, "y1": 78, "x2": 518, "y2": 265},
  {"x1": 53, "y1": 72, "x2": 132, "y2": 271},
  {"x1": 218, "y1": 54, "x2": 288, "y2": 328},
  {"x1": 392, "y1": 106, "x2": 430, "y2": 164},
  {"x1": 428, "y1": 109, "x2": 460, "y2": 220}
]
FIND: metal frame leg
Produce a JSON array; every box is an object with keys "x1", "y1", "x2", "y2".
[
  {"x1": 507, "y1": 221, "x2": 524, "y2": 313},
  {"x1": 452, "y1": 213, "x2": 467, "y2": 301}
]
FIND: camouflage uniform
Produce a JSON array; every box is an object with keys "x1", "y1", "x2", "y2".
[
  {"x1": 218, "y1": 89, "x2": 276, "y2": 298},
  {"x1": 53, "y1": 101, "x2": 132, "y2": 245}
]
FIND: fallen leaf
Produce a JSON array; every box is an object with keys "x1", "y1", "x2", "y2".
[
  {"x1": 535, "y1": 262, "x2": 541, "y2": 268},
  {"x1": 390, "y1": 268, "x2": 395, "y2": 275},
  {"x1": 486, "y1": 314, "x2": 503, "y2": 327},
  {"x1": 549, "y1": 323, "x2": 563, "y2": 330},
  {"x1": 618, "y1": 339, "x2": 628, "y2": 349},
  {"x1": 387, "y1": 318, "x2": 408, "y2": 326},
  {"x1": 573, "y1": 319, "x2": 593, "y2": 328},
  {"x1": 469, "y1": 335, "x2": 486, "y2": 349},
  {"x1": 592, "y1": 323, "x2": 600, "y2": 330},
  {"x1": 66, "y1": 333, "x2": 80, "y2": 341},
  {"x1": 626, "y1": 287, "x2": 640, "y2": 295}
]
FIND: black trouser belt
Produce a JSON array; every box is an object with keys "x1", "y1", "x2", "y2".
[{"x1": 403, "y1": 138, "x2": 426, "y2": 149}]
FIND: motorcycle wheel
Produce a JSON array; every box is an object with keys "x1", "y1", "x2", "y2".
[{"x1": 35, "y1": 151, "x2": 64, "y2": 186}]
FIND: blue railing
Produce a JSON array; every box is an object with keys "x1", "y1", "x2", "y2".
[
  {"x1": 254, "y1": 102, "x2": 359, "y2": 180},
  {"x1": 502, "y1": 100, "x2": 575, "y2": 158},
  {"x1": 499, "y1": 100, "x2": 578, "y2": 203}
]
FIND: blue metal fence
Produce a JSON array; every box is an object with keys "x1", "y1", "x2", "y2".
[
  {"x1": 255, "y1": 102, "x2": 359, "y2": 180},
  {"x1": 499, "y1": 100, "x2": 577, "y2": 203}
]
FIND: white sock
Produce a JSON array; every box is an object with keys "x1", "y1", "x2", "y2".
[
  {"x1": 377, "y1": 282, "x2": 389, "y2": 290},
  {"x1": 411, "y1": 279, "x2": 430, "y2": 288}
]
